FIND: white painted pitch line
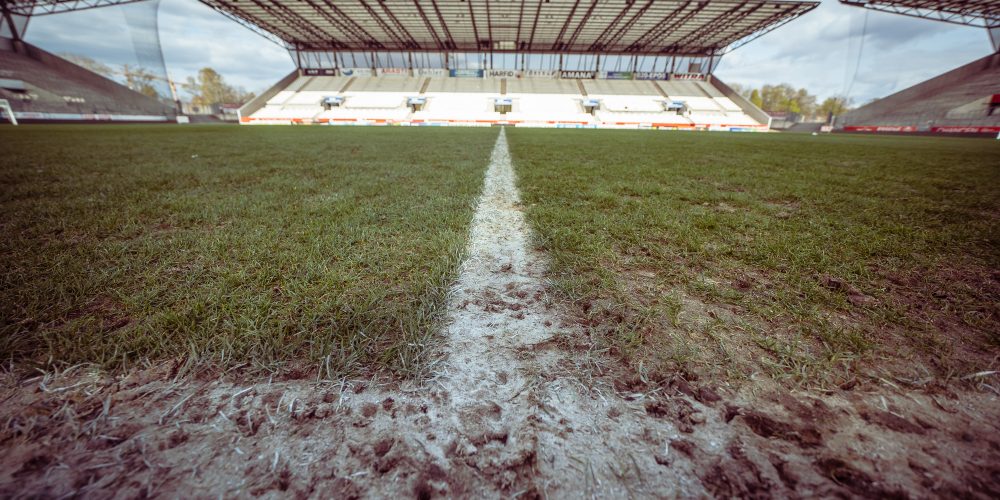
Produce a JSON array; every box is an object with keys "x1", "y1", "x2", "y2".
[
  {"x1": 440, "y1": 127, "x2": 556, "y2": 407},
  {"x1": 429, "y1": 128, "x2": 704, "y2": 498}
]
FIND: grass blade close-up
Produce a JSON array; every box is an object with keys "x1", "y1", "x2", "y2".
[
  {"x1": 0, "y1": 125, "x2": 497, "y2": 378},
  {"x1": 509, "y1": 129, "x2": 1000, "y2": 387}
]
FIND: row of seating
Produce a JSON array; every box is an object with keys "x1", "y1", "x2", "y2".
[
  {"x1": 841, "y1": 53, "x2": 1000, "y2": 129},
  {"x1": 249, "y1": 75, "x2": 763, "y2": 127},
  {"x1": 0, "y1": 44, "x2": 173, "y2": 117},
  {"x1": 262, "y1": 76, "x2": 746, "y2": 101}
]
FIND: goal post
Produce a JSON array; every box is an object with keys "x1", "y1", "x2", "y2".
[{"x1": 0, "y1": 99, "x2": 17, "y2": 126}]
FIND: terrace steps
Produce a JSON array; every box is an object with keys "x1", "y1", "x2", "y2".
[
  {"x1": 652, "y1": 81, "x2": 668, "y2": 98},
  {"x1": 339, "y1": 77, "x2": 356, "y2": 93}
]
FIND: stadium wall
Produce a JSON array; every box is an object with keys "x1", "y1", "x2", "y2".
[
  {"x1": 840, "y1": 52, "x2": 1000, "y2": 135},
  {"x1": 238, "y1": 69, "x2": 298, "y2": 120},
  {"x1": 711, "y1": 77, "x2": 771, "y2": 128},
  {"x1": 240, "y1": 71, "x2": 770, "y2": 131},
  {"x1": 0, "y1": 39, "x2": 175, "y2": 123}
]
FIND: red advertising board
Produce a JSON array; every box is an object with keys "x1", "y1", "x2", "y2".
[
  {"x1": 931, "y1": 126, "x2": 1000, "y2": 134},
  {"x1": 845, "y1": 125, "x2": 1000, "y2": 134},
  {"x1": 843, "y1": 125, "x2": 917, "y2": 133}
]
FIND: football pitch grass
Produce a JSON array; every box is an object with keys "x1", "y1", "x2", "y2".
[
  {"x1": 2, "y1": 125, "x2": 997, "y2": 386},
  {"x1": 0, "y1": 125, "x2": 496, "y2": 377},
  {"x1": 509, "y1": 129, "x2": 1000, "y2": 386}
]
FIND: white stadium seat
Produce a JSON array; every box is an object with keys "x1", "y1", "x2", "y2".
[
  {"x1": 583, "y1": 79, "x2": 658, "y2": 96},
  {"x1": 299, "y1": 77, "x2": 348, "y2": 92},
  {"x1": 348, "y1": 77, "x2": 423, "y2": 93},
  {"x1": 506, "y1": 94, "x2": 593, "y2": 123},
  {"x1": 343, "y1": 94, "x2": 406, "y2": 109},
  {"x1": 414, "y1": 93, "x2": 502, "y2": 121},
  {"x1": 506, "y1": 78, "x2": 581, "y2": 95},
  {"x1": 600, "y1": 96, "x2": 664, "y2": 113},
  {"x1": 596, "y1": 111, "x2": 691, "y2": 124},
  {"x1": 424, "y1": 78, "x2": 501, "y2": 93}
]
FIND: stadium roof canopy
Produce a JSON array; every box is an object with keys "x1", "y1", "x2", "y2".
[
  {"x1": 1, "y1": 0, "x2": 145, "y2": 16},
  {"x1": 183, "y1": 0, "x2": 819, "y2": 57},
  {"x1": 1, "y1": 0, "x2": 819, "y2": 58},
  {"x1": 840, "y1": 0, "x2": 1000, "y2": 27}
]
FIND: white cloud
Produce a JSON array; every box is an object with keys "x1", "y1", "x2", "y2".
[
  {"x1": 22, "y1": 0, "x2": 995, "y2": 103},
  {"x1": 24, "y1": 0, "x2": 293, "y2": 95},
  {"x1": 714, "y1": 0, "x2": 993, "y2": 103}
]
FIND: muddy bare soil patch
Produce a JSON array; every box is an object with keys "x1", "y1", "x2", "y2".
[{"x1": 2, "y1": 364, "x2": 999, "y2": 498}]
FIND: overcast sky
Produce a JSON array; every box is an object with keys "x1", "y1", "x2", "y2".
[{"x1": 23, "y1": 0, "x2": 993, "y2": 105}]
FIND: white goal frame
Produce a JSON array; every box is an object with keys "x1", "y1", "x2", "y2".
[{"x1": 0, "y1": 99, "x2": 16, "y2": 125}]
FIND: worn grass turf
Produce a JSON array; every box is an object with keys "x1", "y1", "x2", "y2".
[
  {"x1": 508, "y1": 129, "x2": 1000, "y2": 387},
  {"x1": 0, "y1": 124, "x2": 497, "y2": 377}
]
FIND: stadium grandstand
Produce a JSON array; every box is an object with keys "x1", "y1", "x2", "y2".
[
  {"x1": 0, "y1": 0, "x2": 823, "y2": 129},
  {"x1": 838, "y1": 0, "x2": 1000, "y2": 135},
  {"x1": 0, "y1": 0, "x2": 176, "y2": 122},
  {"x1": 195, "y1": 0, "x2": 819, "y2": 130}
]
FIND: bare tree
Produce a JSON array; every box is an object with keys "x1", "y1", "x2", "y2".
[
  {"x1": 121, "y1": 64, "x2": 161, "y2": 99},
  {"x1": 59, "y1": 53, "x2": 115, "y2": 79}
]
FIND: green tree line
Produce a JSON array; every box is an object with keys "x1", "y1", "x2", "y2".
[{"x1": 729, "y1": 82, "x2": 852, "y2": 120}]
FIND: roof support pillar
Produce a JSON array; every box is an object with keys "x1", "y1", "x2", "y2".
[{"x1": 0, "y1": 3, "x2": 29, "y2": 43}]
